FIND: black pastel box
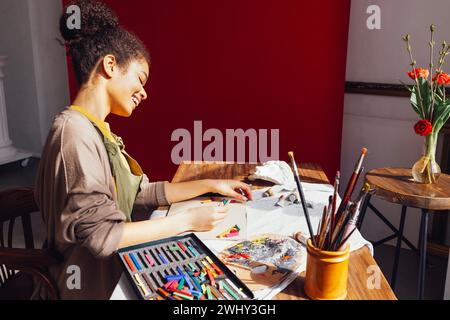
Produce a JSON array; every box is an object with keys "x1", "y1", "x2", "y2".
[{"x1": 117, "y1": 233, "x2": 254, "y2": 300}]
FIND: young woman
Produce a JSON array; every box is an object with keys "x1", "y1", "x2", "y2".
[{"x1": 33, "y1": 0, "x2": 252, "y2": 299}]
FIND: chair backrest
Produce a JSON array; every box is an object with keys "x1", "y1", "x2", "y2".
[
  {"x1": 0, "y1": 187, "x2": 39, "y2": 287},
  {"x1": 0, "y1": 187, "x2": 61, "y2": 300}
]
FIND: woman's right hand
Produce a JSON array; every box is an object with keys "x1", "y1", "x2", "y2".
[{"x1": 185, "y1": 205, "x2": 229, "y2": 232}]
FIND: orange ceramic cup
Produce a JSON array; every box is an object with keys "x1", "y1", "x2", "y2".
[{"x1": 304, "y1": 239, "x2": 350, "y2": 300}]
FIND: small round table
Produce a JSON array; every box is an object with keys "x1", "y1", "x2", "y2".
[{"x1": 357, "y1": 167, "x2": 450, "y2": 300}]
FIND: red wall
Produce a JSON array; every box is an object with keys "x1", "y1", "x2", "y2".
[{"x1": 66, "y1": 0, "x2": 350, "y2": 181}]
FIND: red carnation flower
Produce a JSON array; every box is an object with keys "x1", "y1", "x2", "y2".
[
  {"x1": 408, "y1": 68, "x2": 429, "y2": 80},
  {"x1": 414, "y1": 119, "x2": 433, "y2": 136}
]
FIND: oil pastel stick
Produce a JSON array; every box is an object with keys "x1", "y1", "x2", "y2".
[
  {"x1": 144, "y1": 252, "x2": 154, "y2": 266},
  {"x1": 221, "y1": 281, "x2": 239, "y2": 300},
  {"x1": 133, "y1": 273, "x2": 149, "y2": 296},
  {"x1": 187, "y1": 272, "x2": 202, "y2": 291},
  {"x1": 205, "y1": 256, "x2": 223, "y2": 275},
  {"x1": 177, "y1": 241, "x2": 187, "y2": 252},
  {"x1": 188, "y1": 245, "x2": 198, "y2": 257},
  {"x1": 129, "y1": 252, "x2": 142, "y2": 271},
  {"x1": 123, "y1": 254, "x2": 135, "y2": 272},
  {"x1": 158, "y1": 253, "x2": 168, "y2": 265},
  {"x1": 224, "y1": 278, "x2": 246, "y2": 298}
]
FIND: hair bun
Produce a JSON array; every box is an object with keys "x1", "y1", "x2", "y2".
[{"x1": 60, "y1": 0, "x2": 119, "y2": 44}]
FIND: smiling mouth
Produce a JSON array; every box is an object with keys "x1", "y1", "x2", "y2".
[{"x1": 132, "y1": 95, "x2": 140, "y2": 107}]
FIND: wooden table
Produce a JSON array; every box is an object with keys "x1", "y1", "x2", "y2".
[
  {"x1": 169, "y1": 161, "x2": 397, "y2": 300},
  {"x1": 358, "y1": 167, "x2": 450, "y2": 299}
]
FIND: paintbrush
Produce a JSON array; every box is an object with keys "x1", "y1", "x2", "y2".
[
  {"x1": 318, "y1": 203, "x2": 333, "y2": 249},
  {"x1": 317, "y1": 206, "x2": 327, "y2": 249},
  {"x1": 337, "y1": 226, "x2": 357, "y2": 251},
  {"x1": 288, "y1": 151, "x2": 317, "y2": 247},
  {"x1": 330, "y1": 171, "x2": 340, "y2": 238},
  {"x1": 330, "y1": 201, "x2": 352, "y2": 246},
  {"x1": 335, "y1": 148, "x2": 367, "y2": 222},
  {"x1": 336, "y1": 182, "x2": 371, "y2": 248},
  {"x1": 330, "y1": 205, "x2": 354, "y2": 250}
]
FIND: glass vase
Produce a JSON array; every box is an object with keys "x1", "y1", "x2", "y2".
[{"x1": 412, "y1": 132, "x2": 441, "y2": 184}]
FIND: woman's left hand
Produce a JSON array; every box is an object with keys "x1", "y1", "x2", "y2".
[{"x1": 208, "y1": 180, "x2": 253, "y2": 202}]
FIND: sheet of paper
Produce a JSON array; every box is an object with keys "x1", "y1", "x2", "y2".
[{"x1": 166, "y1": 197, "x2": 247, "y2": 240}]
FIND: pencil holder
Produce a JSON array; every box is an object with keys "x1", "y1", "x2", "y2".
[{"x1": 304, "y1": 239, "x2": 350, "y2": 300}]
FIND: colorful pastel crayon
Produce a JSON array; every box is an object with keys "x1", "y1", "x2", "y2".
[
  {"x1": 206, "y1": 267, "x2": 215, "y2": 287},
  {"x1": 188, "y1": 262, "x2": 196, "y2": 271},
  {"x1": 164, "y1": 275, "x2": 183, "y2": 281},
  {"x1": 173, "y1": 292, "x2": 193, "y2": 300},
  {"x1": 201, "y1": 260, "x2": 218, "y2": 277},
  {"x1": 163, "y1": 280, "x2": 176, "y2": 289},
  {"x1": 225, "y1": 278, "x2": 245, "y2": 299},
  {"x1": 174, "y1": 289, "x2": 192, "y2": 296},
  {"x1": 188, "y1": 245, "x2": 198, "y2": 257},
  {"x1": 157, "y1": 287, "x2": 170, "y2": 298},
  {"x1": 158, "y1": 253, "x2": 168, "y2": 265},
  {"x1": 177, "y1": 267, "x2": 194, "y2": 290},
  {"x1": 206, "y1": 285, "x2": 213, "y2": 300},
  {"x1": 209, "y1": 285, "x2": 224, "y2": 300},
  {"x1": 129, "y1": 253, "x2": 142, "y2": 271},
  {"x1": 187, "y1": 272, "x2": 202, "y2": 291},
  {"x1": 177, "y1": 278, "x2": 185, "y2": 290},
  {"x1": 133, "y1": 273, "x2": 149, "y2": 296},
  {"x1": 177, "y1": 241, "x2": 186, "y2": 252},
  {"x1": 205, "y1": 256, "x2": 223, "y2": 275},
  {"x1": 144, "y1": 253, "x2": 154, "y2": 266},
  {"x1": 221, "y1": 281, "x2": 239, "y2": 300},
  {"x1": 123, "y1": 254, "x2": 135, "y2": 272}
]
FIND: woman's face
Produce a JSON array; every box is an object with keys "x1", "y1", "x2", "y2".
[{"x1": 107, "y1": 58, "x2": 149, "y2": 117}]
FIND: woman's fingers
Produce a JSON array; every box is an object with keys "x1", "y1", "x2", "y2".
[
  {"x1": 228, "y1": 189, "x2": 247, "y2": 201},
  {"x1": 235, "y1": 182, "x2": 253, "y2": 200}
]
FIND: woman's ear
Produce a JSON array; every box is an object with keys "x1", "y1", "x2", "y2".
[{"x1": 102, "y1": 54, "x2": 118, "y2": 78}]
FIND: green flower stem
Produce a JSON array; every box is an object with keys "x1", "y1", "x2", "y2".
[
  {"x1": 424, "y1": 131, "x2": 439, "y2": 183},
  {"x1": 425, "y1": 131, "x2": 439, "y2": 158},
  {"x1": 404, "y1": 36, "x2": 426, "y2": 119},
  {"x1": 429, "y1": 26, "x2": 435, "y2": 120},
  {"x1": 425, "y1": 132, "x2": 438, "y2": 159}
]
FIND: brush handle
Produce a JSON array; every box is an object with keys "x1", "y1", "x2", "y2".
[
  {"x1": 289, "y1": 154, "x2": 317, "y2": 247},
  {"x1": 337, "y1": 227, "x2": 357, "y2": 251}
]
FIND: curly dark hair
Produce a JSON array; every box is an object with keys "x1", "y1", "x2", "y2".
[{"x1": 59, "y1": 0, "x2": 150, "y2": 85}]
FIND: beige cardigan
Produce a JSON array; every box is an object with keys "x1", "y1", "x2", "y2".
[{"x1": 33, "y1": 107, "x2": 169, "y2": 299}]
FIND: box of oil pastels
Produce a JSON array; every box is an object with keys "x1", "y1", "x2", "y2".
[{"x1": 117, "y1": 233, "x2": 254, "y2": 300}]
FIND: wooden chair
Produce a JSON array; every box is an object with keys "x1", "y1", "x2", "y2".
[{"x1": 0, "y1": 187, "x2": 61, "y2": 300}]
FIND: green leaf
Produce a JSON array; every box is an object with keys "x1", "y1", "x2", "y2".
[
  {"x1": 433, "y1": 101, "x2": 446, "y2": 121},
  {"x1": 433, "y1": 105, "x2": 450, "y2": 132},
  {"x1": 410, "y1": 87, "x2": 422, "y2": 116},
  {"x1": 434, "y1": 88, "x2": 444, "y2": 104},
  {"x1": 418, "y1": 77, "x2": 431, "y2": 118}
]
